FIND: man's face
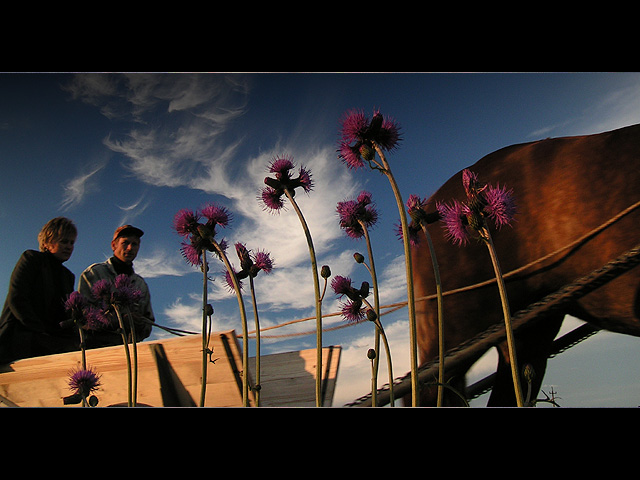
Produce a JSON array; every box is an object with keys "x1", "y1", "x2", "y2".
[{"x1": 112, "y1": 235, "x2": 140, "y2": 264}]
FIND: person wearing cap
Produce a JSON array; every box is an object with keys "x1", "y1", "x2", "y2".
[{"x1": 78, "y1": 225, "x2": 155, "y2": 348}]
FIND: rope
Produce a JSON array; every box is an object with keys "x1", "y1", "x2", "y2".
[{"x1": 238, "y1": 198, "x2": 640, "y2": 340}]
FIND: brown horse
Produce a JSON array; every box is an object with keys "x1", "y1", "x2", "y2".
[{"x1": 411, "y1": 123, "x2": 640, "y2": 406}]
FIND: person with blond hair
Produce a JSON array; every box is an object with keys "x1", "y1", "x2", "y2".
[{"x1": 0, "y1": 217, "x2": 79, "y2": 364}]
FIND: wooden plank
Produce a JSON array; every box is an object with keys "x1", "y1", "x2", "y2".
[
  {"x1": 251, "y1": 345, "x2": 341, "y2": 407},
  {"x1": 0, "y1": 331, "x2": 341, "y2": 407}
]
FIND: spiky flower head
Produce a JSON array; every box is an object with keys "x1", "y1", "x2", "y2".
[
  {"x1": 483, "y1": 184, "x2": 517, "y2": 229},
  {"x1": 438, "y1": 169, "x2": 517, "y2": 246},
  {"x1": 331, "y1": 275, "x2": 370, "y2": 302},
  {"x1": 338, "y1": 109, "x2": 402, "y2": 170},
  {"x1": 340, "y1": 299, "x2": 366, "y2": 323},
  {"x1": 174, "y1": 203, "x2": 232, "y2": 267},
  {"x1": 252, "y1": 250, "x2": 274, "y2": 274},
  {"x1": 173, "y1": 208, "x2": 201, "y2": 238},
  {"x1": 90, "y1": 279, "x2": 113, "y2": 307},
  {"x1": 84, "y1": 306, "x2": 111, "y2": 330},
  {"x1": 437, "y1": 199, "x2": 472, "y2": 246},
  {"x1": 395, "y1": 221, "x2": 423, "y2": 248},
  {"x1": 201, "y1": 203, "x2": 232, "y2": 229},
  {"x1": 261, "y1": 155, "x2": 314, "y2": 212},
  {"x1": 336, "y1": 190, "x2": 379, "y2": 239},
  {"x1": 62, "y1": 290, "x2": 110, "y2": 331},
  {"x1": 68, "y1": 366, "x2": 101, "y2": 396},
  {"x1": 111, "y1": 274, "x2": 142, "y2": 307},
  {"x1": 64, "y1": 291, "x2": 89, "y2": 319}
]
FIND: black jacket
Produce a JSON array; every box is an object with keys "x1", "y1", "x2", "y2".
[{"x1": 0, "y1": 250, "x2": 78, "y2": 364}]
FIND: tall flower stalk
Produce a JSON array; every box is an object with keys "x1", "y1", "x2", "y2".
[
  {"x1": 260, "y1": 155, "x2": 325, "y2": 406},
  {"x1": 90, "y1": 275, "x2": 143, "y2": 407},
  {"x1": 403, "y1": 194, "x2": 446, "y2": 406},
  {"x1": 62, "y1": 291, "x2": 109, "y2": 406},
  {"x1": 225, "y1": 243, "x2": 274, "y2": 406},
  {"x1": 437, "y1": 169, "x2": 523, "y2": 406},
  {"x1": 338, "y1": 109, "x2": 420, "y2": 405},
  {"x1": 174, "y1": 204, "x2": 253, "y2": 406},
  {"x1": 337, "y1": 190, "x2": 394, "y2": 406}
]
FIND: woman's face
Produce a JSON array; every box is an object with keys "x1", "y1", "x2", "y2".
[{"x1": 46, "y1": 235, "x2": 76, "y2": 262}]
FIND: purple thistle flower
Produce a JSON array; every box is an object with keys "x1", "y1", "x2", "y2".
[
  {"x1": 84, "y1": 306, "x2": 111, "y2": 330},
  {"x1": 252, "y1": 250, "x2": 274, "y2": 274},
  {"x1": 483, "y1": 184, "x2": 516, "y2": 228},
  {"x1": 64, "y1": 291, "x2": 89, "y2": 315},
  {"x1": 111, "y1": 274, "x2": 142, "y2": 307},
  {"x1": 90, "y1": 279, "x2": 113, "y2": 305},
  {"x1": 180, "y1": 241, "x2": 202, "y2": 266},
  {"x1": 331, "y1": 275, "x2": 369, "y2": 302},
  {"x1": 339, "y1": 109, "x2": 369, "y2": 143},
  {"x1": 395, "y1": 221, "x2": 423, "y2": 247},
  {"x1": 259, "y1": 186, "x2": 285, "y2": 212},
  {"x1": 173, "y1": 208, "x2": 201, "y2": 238},
  {"x1": 340, "y1": 300, "x2": 366, "y2": 323},
  {"x1": 338, "y1": 142, "x2": 366, "y2": 170},
  {"x1": 437, "y1": 200, "x2": 472, "y2": 246},
  {"x1": 223, "y1": 268, "x2": 243, "y2": 293},
  {"x1": 337, "y1": 190, "x2": 379, "y2": 239},
  {"x1": 261, "y1": 155, "x2": 314, "y2": 212},
  {"x1": 297, "y1": 166, "x2": 313, "y2": 193},
  {"x1": 406, "y1": 194, "x2": 427, "y2": 215},
  {"x1": 337, "y1": 109, "x2": 402, "y2": 170},
  {"x1": 68, "y1": 366, "x2": 101, "y2": 396},
  {"x1": 375, "y1": 111, "x2": 402, "y2": 151},
  {"x1": 201, "y1": 203, "x2": 232, "y2": 228},
  {"x1": 269, "y1": 156, "x2": 295, "y2": 178},
  {"x1": 331, "y1": 275, "x2": 354, "y2": 297}
]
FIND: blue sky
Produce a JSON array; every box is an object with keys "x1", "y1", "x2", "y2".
[{"x1": 1, "y1": 72, "x2": 639, "y2": 407}]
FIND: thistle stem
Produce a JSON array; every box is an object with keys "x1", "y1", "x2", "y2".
[
  {"x1": 420, "y1": 225, "x2": 445, "y2": 407},
  {"x1": 114, "y1": 304, "x2": 133, "y2": 407},
  {"x1": 373, "y1": 143, "x2": 419, "y2": 406},
  {"x1": 126, "y1": 306, "x2": 138, "y2": 407},
  {"x1": 213, "y1": 240, "x2": 251, "y2": 407},
  {"x1": 284, "y1": 188, "x2": 323, "y2": 407},
  {"x1": 481, "y1": 226, "x2": 524, "y2": 407},
  {"x1": 77, "y1": 326, "x2": 88, "y2": 407},
  {"x1": 249, "y1": 276, "x2": 261, "y2": 406},
  {"x1": 360, "y1": 223, "x2": 395, "y2": 406},
  {"x1": 362, "y1": 297, "x2": 394, "y2": 406},
  {"x1": 200, "y1": 252, "x2": 209, "y2": 407}
]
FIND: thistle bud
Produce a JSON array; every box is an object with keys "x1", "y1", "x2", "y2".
[
  {"x1": 523, "y1": 364, "x2": 535, "y2": 383},
  {"x1": 367, "y1": 348, "x2": 376, "y2": 360},
  {"x1": 320, "y1": 265, "x2": 331, "y2": 279},
  {"x1": 359, "y1": 281, "x2": 370, "y2": 298},
  {"x1": 353, "y1": 252, "x2": 365, "y2": 264},
  {"x1": 204, "y1": 304, "x2": 214, "y2": 317},
  {"x1": 366, "y1": 309, "x2": 377, "y2": 322}
]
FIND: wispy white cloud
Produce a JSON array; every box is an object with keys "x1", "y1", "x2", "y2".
[
  {"x1": 529, "y1": 74, "x2": 640, "y2": 139},
  {"x1": 117, "y1": 191, "x2": 151, "y2": 225},
  {"x1": 134, "y1": 247, "x2": 194, "y2": 279},
  {"x1": 60, "y1": 159, "x2": 107, "y2": 210}
]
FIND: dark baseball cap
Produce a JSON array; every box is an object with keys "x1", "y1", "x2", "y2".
[{"x1": 112, "y1": 225, "x2": 144, "y2": 241}]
